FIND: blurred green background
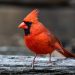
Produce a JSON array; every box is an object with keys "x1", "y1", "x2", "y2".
[{"x1": 0, "y1": 0, "x2": 75, "y2": 56}]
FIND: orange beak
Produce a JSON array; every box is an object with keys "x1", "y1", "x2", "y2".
[{"x1": 18, "y1": 22, "x2": 28, "y2": 29}]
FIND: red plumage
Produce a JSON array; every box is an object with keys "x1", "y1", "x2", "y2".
[{"x1": 18, "y1": 9, "x2": 75, "y2": 68}]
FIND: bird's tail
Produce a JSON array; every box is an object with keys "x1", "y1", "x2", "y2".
[{"x1": 57, "y1": 47, "x2": 75, "y2": 58}]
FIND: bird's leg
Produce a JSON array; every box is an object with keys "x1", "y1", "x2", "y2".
[
  {"x1": 32, "y1": 54, "x2": 37, "y2": 69},
  {"x1": 49, "y1": 54, "x2": 51, "y2": 62},
  {"x1": 47, "y1": 54, "x2": 52, "y2": 64}
]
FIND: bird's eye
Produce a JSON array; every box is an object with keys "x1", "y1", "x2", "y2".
[{"x1": 23, "y1": 21, "x2": 32, "y2": 26}]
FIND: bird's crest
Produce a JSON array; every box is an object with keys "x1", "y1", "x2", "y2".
[{"x1": 24, "y1": 9, "x2": 39, "y2": 22}]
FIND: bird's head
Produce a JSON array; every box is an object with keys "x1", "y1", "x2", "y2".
[
  {"x1": 18, "y1": 9, "x2": 39, "y2": 29},
  {"x1": 18, "y1": 9, "x2": 39, "y2": 35}
]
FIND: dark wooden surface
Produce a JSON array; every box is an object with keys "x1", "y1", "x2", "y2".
[{"x1": 0, "y1": 55, "x2": 75, "y2": 75}]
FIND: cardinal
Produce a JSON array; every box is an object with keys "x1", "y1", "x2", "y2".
[{"x1": 18, "y1": 9, "x2": 75, "y2": 68}]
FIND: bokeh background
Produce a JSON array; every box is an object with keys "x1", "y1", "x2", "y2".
[{"x1": 0, "y1": 0, "x2": 75, "y2": 56}]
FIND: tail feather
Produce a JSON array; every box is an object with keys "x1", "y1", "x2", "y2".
[
  {"x1": 54, "y1": 40, "x2": 75, "y2": 58},
  {"x1": 57, "y1": 48, "x2": 75, "y2": 58}
]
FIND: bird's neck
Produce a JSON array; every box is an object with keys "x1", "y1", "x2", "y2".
[{"x1": 24, "y1": 22, "x2": 47, "y2": 36}]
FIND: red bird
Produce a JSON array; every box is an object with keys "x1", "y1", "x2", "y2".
[{"x1": 18, "y1": 9, "x2": 75, "y2": 68}]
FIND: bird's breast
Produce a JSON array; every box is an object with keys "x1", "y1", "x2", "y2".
[{"x1": 24, "y1": 35, "x2": 54, "y2": 54}]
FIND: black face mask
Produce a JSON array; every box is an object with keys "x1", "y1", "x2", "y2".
[{"x1": 23, "y1": 21, "x2": 32, "y2": 36}]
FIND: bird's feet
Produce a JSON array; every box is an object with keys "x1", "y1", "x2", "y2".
[
  {"x1": 47, "y1": 60, "x2": 52, "y2": 64},
  {"x1": 31, "y1": 63, "x2": 34, "y2": 69},
  {"x1": 31, "y1": 61, "x2": 38, "y2": 69}
]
